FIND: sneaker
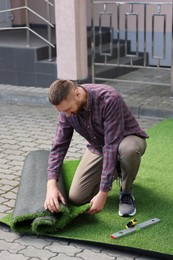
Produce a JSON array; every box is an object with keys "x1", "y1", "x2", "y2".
[{"x1": 118, "y1": 192, "x2": 136, "y2": 217}]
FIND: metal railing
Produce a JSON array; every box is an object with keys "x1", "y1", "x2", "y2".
[
  {"x1": 91, "y1": 1, "x2": 173, "y2": 96},
  {"x1": 0, "y1": 0, "x2": 55, "y2": 61}
]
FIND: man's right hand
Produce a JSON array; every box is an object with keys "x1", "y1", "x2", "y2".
[{"x1": 44, "y1": 179, "x2": 66, "y2": 213}]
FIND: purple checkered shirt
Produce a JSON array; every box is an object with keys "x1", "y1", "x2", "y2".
[{"x1": 48, "y1": 84, "x2": 148, "y2": 192}]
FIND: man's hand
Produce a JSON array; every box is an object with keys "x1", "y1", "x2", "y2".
[
  {"x1": 44, "y1": 179, "x2": 66, "y2": 213},
  {"x1": 87, "y1": 191, "x2": 108, "y2": 215}
]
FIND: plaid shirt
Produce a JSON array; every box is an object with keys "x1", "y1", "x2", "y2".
[{"x1": 48, "y1": 84, "x2": 148, "y2": 192}]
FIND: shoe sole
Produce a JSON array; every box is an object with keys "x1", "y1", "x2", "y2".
[{"x1": 118, "y1": 208, "x2": 136, "y2": 217}]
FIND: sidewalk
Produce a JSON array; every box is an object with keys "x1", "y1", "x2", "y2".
[
  {"x1": 0, "y1": 69, "x2": 172, "y2": 260},
  {"x1": 0, "y1": 68, "x2": 173, "y2": 119}
]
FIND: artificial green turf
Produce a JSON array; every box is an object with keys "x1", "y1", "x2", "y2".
[{"x1": 0, "y1": 119, "x2": 173, "y2": 256}]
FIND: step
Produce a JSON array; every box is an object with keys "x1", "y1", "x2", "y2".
[{"x1": 0, "y1": 27, "x2": 146, "y2": 87}]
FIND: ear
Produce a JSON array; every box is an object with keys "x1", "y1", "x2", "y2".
[{"x1": 74, "y1": 88, "x2": 80, "y2": 99}]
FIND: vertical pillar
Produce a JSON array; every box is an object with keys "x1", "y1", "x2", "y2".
[{"x1": 54, "y1": 0, "x2": 88, "y2": 80}]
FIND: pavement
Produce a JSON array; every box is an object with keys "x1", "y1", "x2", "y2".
[{"x1": 0, "y1": 69, "x2": 172, "y2": 260}]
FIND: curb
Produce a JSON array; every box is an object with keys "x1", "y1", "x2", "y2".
[
  {"x1": 0, "y1": 85, "x2": 173, "y2": 119},
  {"x1": 0, "y1": 87, "x2": 51, "y2": 107}
]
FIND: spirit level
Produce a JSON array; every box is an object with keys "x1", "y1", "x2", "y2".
[{"x1": 111, "y1": 218, "x2": 160, "y2": 239}]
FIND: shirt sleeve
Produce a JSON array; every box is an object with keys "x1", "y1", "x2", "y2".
[
  {"x1": 100, "y1": 95, "x2": 125, "y2": 192},
  {"x1": 48, "y1": 113, "x2": 74, "y2": 180}
]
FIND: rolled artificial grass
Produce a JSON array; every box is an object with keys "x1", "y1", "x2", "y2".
[
  {"x1": 0, "y1": 150, "x2": 90, "y2": 235},
  {"x1": 0, "y1": 119, "x2": 173, "y2": 258}
]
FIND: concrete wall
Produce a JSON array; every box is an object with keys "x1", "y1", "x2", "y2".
[
  {"x1": 11, "y1": 0, "x2": 26, "y2": 25},
  {"x1": 11, "y1": 0, "x2": 55, "y2": 26}
]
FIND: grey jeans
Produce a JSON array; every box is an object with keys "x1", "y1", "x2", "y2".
[{"x1": 69, "y1": 135, "x2": 147, "y2": 205}]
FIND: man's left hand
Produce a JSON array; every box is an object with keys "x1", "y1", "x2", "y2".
[{"x1": 87, "y1": 191, "x2": 108, "y2": 215}]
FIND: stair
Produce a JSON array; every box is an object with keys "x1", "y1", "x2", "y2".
[
  {"x1": 0, "y1": 27, "x2": 145, "y2": 87},
  {"x1": 0, "y1": 28, "x2": 57, "y2": 88}
]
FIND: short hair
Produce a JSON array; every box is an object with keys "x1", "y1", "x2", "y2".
[{"x1": 48, "y1": 80, "x2": 77, "y2": 105}]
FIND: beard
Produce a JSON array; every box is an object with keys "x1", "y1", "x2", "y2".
[
  {"x1": 72, "y1": 100, "x2": 85, "y2": 115},
  {"x1": 72, "y1": 105, "x2": 84, "y2": 115}
]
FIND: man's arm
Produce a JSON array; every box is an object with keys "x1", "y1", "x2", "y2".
[
  {"x1": 44, "y1": 113, "x2": 73, "y2": 212},
  {"x1": 100, "y1": 95, "x2": 124, "y2": 192},
  {"x1": 48, "y1": 113, "x2": 74, "y2": 181},
  {"x1": 88, "y1": 96, "x2": 124, "y2": 214}
]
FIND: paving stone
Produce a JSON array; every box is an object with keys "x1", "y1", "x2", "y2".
[
  {"x1": 20, "y1": 147, "x2": 41, "y2": 152},
  {"x1": 3, "y1": 150, "x2": 24, "y2": 156},
  {"x1": 2, "y1": 191, "x2": 17, "y2": 199},
  {"x1": 51, "y1": 254, "x2": 83, "y2": 260},
  {"x1": 0, "y1": 179, "x2": 19, "y2": 186},
  {"x1": 0, "y1": 134, "x2": 15, "y2": 140},
  {"x1": 20, "y1": 246, "x2": 57, "y2": 259},
  {"x1": 0, "y1": 251, "x2": 29, "y2": 260},
  {"x1": 75, "y1": 144, "x2": 86, "y2": 149},
  {"x1": 45, "y1": 243, "x2": 82, "y2": 256},
  {"x1": 1, "y1": 144, "x2": 21, "y2": 150},
  {"x1": 11, "y1": 165, "x2": 25, "y2": 172},
  {"x1": 0, "y1": 168, "x2": 16, "y2": 174},
  {"x1": 103, "y1": 248, "x2": 141, "y2": 259},
  {"x1": 66, "y1": 154, "x2": 83, "y2": 159},
  {"x1": 0, "y1": 173, "x2": 17, "y2": 180},
  {"x1": 0, "y1": 139, "x2": 17, "y2": 145},
  {"x1": 7, "y1": 155, "x2": 25, "y2": 162},
  {"x1": 3, "y1": 199, "x2": 15, "y2": 208},
  {"x1": 35, "y1": 144, "x2": 50, "y2": 149},
  {"x1": 0, "y1": 164, "x2": 10, "y2": 170},
  {"x1": 0, "y1": 204, "x2": 11, "y2": 212},
  {"x1": 0, "y1": 240, "x2": 25, "y2": 253},
  {"x1": 17, "y1": 142, "x2": 37, "y2": 148},
  {"x1": 0, "y1": 229, "x2": 21, "y2": 242},
  {"x1": 70, "y1": 241, "x2": 102, "y2": 253},
  {"x1": 76, "y1": 249, "x2": 116, "y2": 260},
  {"x1": 0, "y1": 197, "x2": 8, "y2": 204},
  {"x1": 43, "y1": 237, "x2": 69, "y2": 245},
  {"x1": 0, "y1": 154, "x2": 6, "y2": 160},
  {"x1": 8, "y1": 160, "x2": 24, "y2": 167},
  {"x1": 15, "y1": 236, "x2": 52, "y2": 249}
]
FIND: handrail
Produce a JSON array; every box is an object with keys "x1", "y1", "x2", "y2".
[
  {"x1": 44, "y1": 0, "x2": 54, "y2": 7},
  {"x1": 0, "y1": 7, "x2": 54, "y2": 27},
  {"x1": 0, "y1": 26, "x2": 55, "y2": 48},
  {"x1": 0, "y1": 0, "x2": 55, "y2": 60}
]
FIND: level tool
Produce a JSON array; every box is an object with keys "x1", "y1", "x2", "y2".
[{"x1": 111, "y1": 218, "x2": 160, "y2": 239}]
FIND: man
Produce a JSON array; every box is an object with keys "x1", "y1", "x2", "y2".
[{"x1": 44, "y1": 80, "x2": 148, "y2": 217}]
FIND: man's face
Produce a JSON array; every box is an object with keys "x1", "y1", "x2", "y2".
[{"x1": 54, "y1": 89, "x2": 84, "y2": 117}]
